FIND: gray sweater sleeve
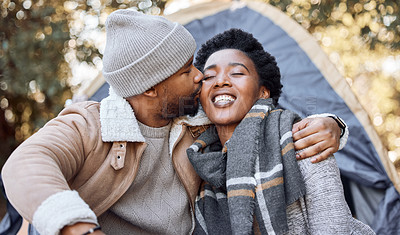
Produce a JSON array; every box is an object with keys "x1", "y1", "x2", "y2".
[{"x1": 297, "y1": 156, "x2": 375, "y2": 234}]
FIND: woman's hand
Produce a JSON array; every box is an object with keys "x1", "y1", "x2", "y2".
[{"x1": 292, "y1": 117, "x2": 341, "y2": 163}]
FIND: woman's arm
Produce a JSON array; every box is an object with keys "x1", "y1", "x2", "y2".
[{"x1": 297, "y1": 156, "x2": 375, "y2": 234}]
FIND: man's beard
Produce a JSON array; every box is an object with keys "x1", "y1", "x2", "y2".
[{"x1": 161, "y1": 87, "x2": 201, "y2": 119}]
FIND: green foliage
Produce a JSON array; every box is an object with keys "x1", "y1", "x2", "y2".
[
  {"x1": 266, "y1": 0, "x2": 400, "y2": 49},
  {"x1": 0, "y1": 1, "x2": 72, "y2": 160},
  {"x1": 265, "y1": 0, "x2": 400, "y2": 164},
  {"x1": 0, "y1": 0, "x2": 167, "y2": 161}
]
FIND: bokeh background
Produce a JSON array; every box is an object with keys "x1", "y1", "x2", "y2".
[{"x1": 0, "y1": 0, "x2": 399, "y2": 216}]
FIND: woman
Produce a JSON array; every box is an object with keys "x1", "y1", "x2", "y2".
[{"x1": 187, "y1": 28, "x2": 374, "y2": 234}]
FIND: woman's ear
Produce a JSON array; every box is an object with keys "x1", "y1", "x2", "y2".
[{"x1": 259, "y1": 86, "x2": 270, "y2": 99}]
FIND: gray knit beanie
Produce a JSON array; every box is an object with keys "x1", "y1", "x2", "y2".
[{"x1": 102, "y1": 9, "x2": 197, "y2": 98}]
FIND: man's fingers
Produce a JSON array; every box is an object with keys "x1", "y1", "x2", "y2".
[
  {"x1": 292, "y1": 123, "x2": 319, "y2": 142},
  {"x1": 292, "y1": 118, "x2": 313, "y2": 135},
  {"x1": 292, "y1": 119, "x2": 307, "y2": 133},
  {"x1": 296, "y1": 147, "x2": 335, "y2": 163},
  {"x1": 293, "y1": 132, "x2": 323, "y2": 151},
  {"x1": 292, "y1": 116, "x2": 342, "y2": 163},
  {"x1": 294, "y1": 127, "x2": 338, "y2": 150},
  {"x1": 309, "y1": 149, "x2": 335, "y2": 163},
  {"x1": 295, "y1": 140, "x2": 336, "y2": 163},
  {"x1": 295, "y1": 139, "x2": 325, "y2": 159}
]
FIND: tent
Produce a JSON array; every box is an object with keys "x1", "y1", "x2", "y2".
[{"x1": 88, "y1": 1, "x2": 400, "y2": 233}]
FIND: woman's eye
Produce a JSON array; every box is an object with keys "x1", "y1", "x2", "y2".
[
  {"x1": 232, "y1": 73, "x2": 244, "y2": 76},
  {"x1": 203, "y1": 76, "x2": 214, "y2": 81}
]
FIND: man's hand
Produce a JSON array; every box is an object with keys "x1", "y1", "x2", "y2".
[
  {"x1": 61, "y1": 222, "x2": 105, "y2": 235},
  {"x1": 292, "y1": 117, "x2": 341, "y2": 163}
]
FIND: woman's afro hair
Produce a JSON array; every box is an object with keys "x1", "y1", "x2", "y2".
[{"x1": 194, "y1": 28, "x2": 282, "y2": 105}]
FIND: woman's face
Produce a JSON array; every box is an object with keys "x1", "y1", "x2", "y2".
[{"x1": 200, "y1": 49, "x2": 269, "y2": 127}]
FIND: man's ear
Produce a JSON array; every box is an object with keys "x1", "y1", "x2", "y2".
[
  {"x1": 259, "y1": 86, "x2": 270, "y2": 99},
  {"x1": 143, "y1": 87, "x2": 157, "y2": 98}
]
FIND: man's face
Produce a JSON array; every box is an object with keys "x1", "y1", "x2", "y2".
[{"x1": 156, "y1": 56, "x2": 203, "y2": 119}]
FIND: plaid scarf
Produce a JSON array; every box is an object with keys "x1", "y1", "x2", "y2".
[{"x1": 187, "y1": 99, "x2": 306, "y2": 235}]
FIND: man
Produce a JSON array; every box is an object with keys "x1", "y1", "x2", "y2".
[{"x1": 2, "y1": 9, "x2": 347, "y2": 235}]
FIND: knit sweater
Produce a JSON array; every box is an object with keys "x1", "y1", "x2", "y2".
[
  {"x1": 285, "y1": 156, "x2": 375, "y2": 234},
  {"x1": 98, "y1": 121, "x2": 192, "y2": 234}
]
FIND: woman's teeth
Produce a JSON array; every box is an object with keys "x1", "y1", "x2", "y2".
[{"x1": 214, "y1": 95, "x2": 236, "y2": 103}]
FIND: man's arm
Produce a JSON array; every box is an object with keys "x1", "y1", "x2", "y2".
[
  {"x1": 292, "y1": 115, "x2": 348, "y2": 163},
  {"x1": 2, "y1": 102, "x2": 100, "y2": 234}
]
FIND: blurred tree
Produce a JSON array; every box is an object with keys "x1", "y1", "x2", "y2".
[
  {"x1": 0, "y1": 0, "x2": 167, "y2": 164},
  {"x1": 267, "y1": 0, "x2": 399, "y2": 49},
  {"x1": 0, "y1": 0, "x2": 71, "y2": 164}
]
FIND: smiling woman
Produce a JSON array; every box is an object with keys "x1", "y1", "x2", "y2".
[{"x1": 187, "y1": 28, "x2": 375, "y2": 235}]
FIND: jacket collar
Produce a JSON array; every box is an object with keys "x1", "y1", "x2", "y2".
[
  {"x1": 100, "y1": 87, "x2": 212, "y2": 144},
  {"x1": 100, "y1": 88, "x2": 145, "y2": 142}
]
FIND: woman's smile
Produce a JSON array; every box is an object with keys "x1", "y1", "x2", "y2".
[{"x1": 212, "y1": 91, "x2": 237, "y2": 108}]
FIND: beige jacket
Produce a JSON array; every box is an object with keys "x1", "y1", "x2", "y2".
[{"x1": 2, "y1": 90, "x2": 212, "y2": 234}]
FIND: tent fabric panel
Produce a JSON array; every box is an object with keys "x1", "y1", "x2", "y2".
[
  {"x1": 90, "y1": 82, "x2": 109, "y2": 102},
  {"x1": 349, "y1": 180, "x2": 385, "y2": 225}
]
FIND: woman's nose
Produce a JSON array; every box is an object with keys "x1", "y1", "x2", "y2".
[{"x1": 214, "y1": 74, "x2": 231, "y2": 88}]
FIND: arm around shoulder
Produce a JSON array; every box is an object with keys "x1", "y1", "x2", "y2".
[
  {"x1": 292, "y1": 113, "x2": 349, "y2": 163},
  {"x1": 306, "y1": 113, "x2": 349, "y2": 150}
]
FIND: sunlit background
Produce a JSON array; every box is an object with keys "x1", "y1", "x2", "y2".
[{"x1": 0, "y1": 0, "x2": 399, "y2": 179}]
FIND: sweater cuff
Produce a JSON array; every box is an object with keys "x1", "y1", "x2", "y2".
[
  {"x1": 32, "y1": 190, "x2": 98, "y2": 235},
  {"x1": 306, "y1": 113, "x2": 349, "y2": 151}
]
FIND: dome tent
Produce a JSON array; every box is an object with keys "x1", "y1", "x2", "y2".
[{"x1": 89, "y1": 1, "x2": 400, "y2": 233}]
